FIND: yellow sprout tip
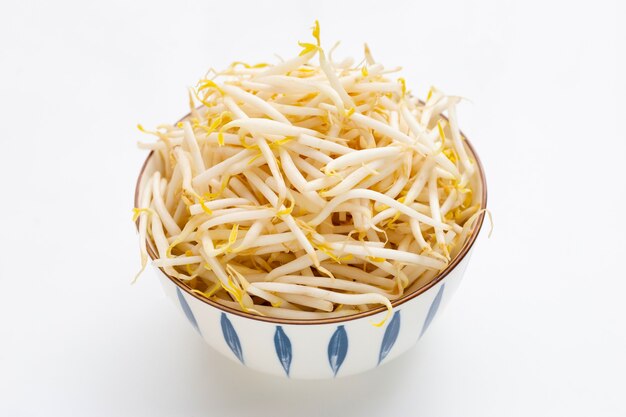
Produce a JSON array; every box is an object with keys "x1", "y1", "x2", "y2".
[
  {"x1": 366, "y1": 256, "x2": 386, "y2": 263},
  {"x1": 166, "y1": 240, "x2": 180, "y2": 258},
  {"x1": 132, "y1": 207, "x2": 152, "y2": 222},
  {"x1": 371, "y1": 305, "x2": 393, "y2": 328},
  {"x1": 298, "y1": 42, "x2": 318, "y2": 56},
  {"x1": 312, "y1": 20, "x2": 321, "y2": 46},
  {"x1": 229, "y1": 224, "x2": 239, "y2": 245},
  {"x1": 198, "y1": 197, "x2": 213, "y2": 215},
  {"x1": 398, "y1": 78, "x2": 407, "y2": 97},
  {"x1": 198, "y1": 79, "x2": 224, "y2": 95}
]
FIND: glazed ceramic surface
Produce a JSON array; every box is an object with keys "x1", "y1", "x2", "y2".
[{"x1": 157, "y1": 250, "x2": 471, "y2": 379}]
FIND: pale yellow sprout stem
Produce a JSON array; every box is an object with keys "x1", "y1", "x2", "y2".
[
  {"x1": 447, "y1": 102, "x2": 474, "y2": 175},
  {"x1": 192, "y1": 149, "x2": 254, "y2": 191},
  {"x1": 435, "y1": 167, "x2": 457, "y2": 180},
  {"x1": 440, "y1": 189, "x2": 458, "y2": 217},
  {"x1": 302, "y1": 175, "x2": 341, "y2": 192},
  {"x1": 257, "y1": 136, "x2": 287, "y2": 203},
  {"x1": 209, "y1": 178, "x2": 239, "y2": 199},
  {"x1": 151, "y1": 212, "x2": 191, "y2": 280},
  {"x1": 253, "y1": 244, "x2": 291, "y2": 256},
  {"x1": 400, "y1": 103, "x2": 435, "y2": 149},
  {"x1": 203, "y1": 132, "x2": 241, "y2": 146},
  {"x1": 243, "y1": 171, "x2": 319, "y2": 265},
  {"x1": 150, "y1": 213, "x2": 170, "y2": 257},
  {"x1": 279, "y1": 148, "x2": 326, "y2": 208},
  {"x1": 318, "y1": 49, "x2": 356, "y2": 109},
  {"x1": 309, "y1": 189, "x2": 449, "y2": 229},
  {"x1": 409, "y1": 218, "x2": 430, "y2": 250},
  {"x1": 164, "y1": 164, "x2": 182, "y2": 212},
  {"x1": 349, "y1": 113, "x2": 418, "y2": 147},
  {"x1": 290, "y1": 154, "x2": 325, "y2": 178},
  {"x1": 245, "y1": 285, "x2": 298, "y2": 309},
  {"x1": 182, "y1": 121, "x2": 206, "y2": 173},
  {"x1": 348, "y1": 82, "x2": 402, "y2": 94},
  {"x1": 173, "y1": 147, "x2": 195, "y2": 195},
  {"x1": 234, "y1": 231, "x2": 295, "y2": 252},
  {"x1": 222, "y1": 117, "x2": 320, "y2": 138},
  {"x1": 320, "y1": 263, "x2": 395, "y2": 289},
  {"x1": 228, "y1": 176, "x2": 260, "y2": 204},
  {"x1": 329, "y1": 243, "x2": 446, "y2": 270},
  {"x1": 322, "y1": 159, "x2": 389, "y2": 197},
  {"x1": 133, "y1": 174, "x2": 155, "y2": 283},
  {"x1": 256, "y1": 75, "x2": 345, "y2": 114},
  {"x1": 333, "y1": 203, "x2": 372, "y2": 217},
  {"x1": 153, "y1": 255, "x2": 203, "y2": 267},
  {"x1": 216, "y1": 299, "x2": 359, "y2": 319},
  {"x1": 274, "y1": 276, "x2": 394, "y2": 298},
  {"x1": 428, "y1": 173, "x2": 447, "y2": 255},
  {"x1": 405, "y1": 157, "x2": 436, "y2": 204},
  {"x1": 252, "y1": 281, "x2": 389, "y2": 307},
  {"x1": 269, "y1": 102, "x2": 325, "y2": 117},
  {"x1": 253, "y1": 282, "x2": 392, "y2": 326},
  {"x1": 256, "y1": 51, "x2": 316, "y2": 77},
  {"x1": 172, "y1": 199, "x2": 188, "y2": 226},
  {"x1": 277, "y1": 293, "x2": 334, "y2": 312},
  {"x1": 188, "y1": 198, "x2": 251, "y2": 216},
  {"x1": 230, "y1": 220, "x2": 266, "y2": 253},
  {"x1": 198, "y1": 208, "x2": 276, "y2": 232},
  {"x1": 298, "y1": 134, "x2": 353, "y2": 155},
  {"x1": 221, "y1": 84, "x2": 291, "y2": 124},
  {"x1": 420, "y1": 89, "x2": 445, "y2": 126},
  {"x1": 285, "y1": 141, "x2": 333, "y2": 164},
  {"x1": 223, "y1": 96, "x2": 248, "y2": 119},
  {"x1": 151, "y1": 171, "x2": 182, "y2": 236},
  {"x1": 352, "y1": 161, "x2": 395, "y2": 189},
  {"x1": 323, "y1": 146, "x2": 401, "y2": 174},
  {"x1": 265, "y1": 250, "x2": 330, "y2": 281},
  {"x1": 454, "y1": 209, "x2": 492, "y2": 257},
  {"x1": 199, "y1": 236, "x2": 230, "y2": 285}
]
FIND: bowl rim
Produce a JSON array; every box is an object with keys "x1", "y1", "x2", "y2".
[{"x1": 134, "y1": 115, "x2": 488, "y2": 325}]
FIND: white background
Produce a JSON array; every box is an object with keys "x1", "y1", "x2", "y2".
[{"x1": 1, "y1": 0, "x2": 624, "y2": 416}]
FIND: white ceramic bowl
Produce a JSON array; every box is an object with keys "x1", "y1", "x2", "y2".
[{"x1": 135, "y1": 133, "x2": 487, "y2": 380}]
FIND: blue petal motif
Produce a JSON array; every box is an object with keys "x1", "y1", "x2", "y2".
[
  {"x1": 176, "y1": 287, "x2": 199, "y2": 333},
  {"x1": 220, "y1": 313, "x2": 244, "y2": 364},
  {"x1": 328, "y1": 325, "x2": 348, "y2": 377},
  {"x1": 378, "y1": 310, "x2": 401, "y2": 365},
  {"x1": 420, "y1": 283, "x2": 445, "y2": 338},
  {"x1": 273, "y1": 326, "x2": 292, "y2": 377}
]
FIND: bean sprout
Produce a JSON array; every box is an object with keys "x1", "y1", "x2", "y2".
[{"x1": 134, "y1": 21, "x2": 484, "y2": 324}]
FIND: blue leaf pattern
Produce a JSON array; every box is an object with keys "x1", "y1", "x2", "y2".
[
  {"x1": 420, "y1": 284, "x2": 445, "y2": 338},
  {"x1": 328, "y1": 325, "x2": 348, "y2": 377},
  {"x1": 274, "y1": 326, "x2": 292, "y2": 377},
  {"x1": 220, "y1": 313, "x2": 244, "y2": 364},
  {"x1": 176, "y1": 287, "x2": 199, "y2": 333},
  {"x1": 378, "y1": 310, "x2": 401, "y2": 365}
]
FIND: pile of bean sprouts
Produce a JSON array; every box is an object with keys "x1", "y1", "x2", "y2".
[{"x1": 135, "y1": 22, "x2": 484, "y2": 325}]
